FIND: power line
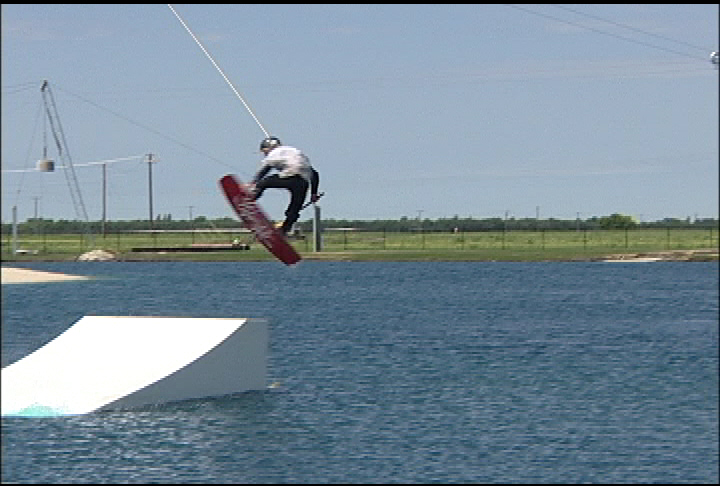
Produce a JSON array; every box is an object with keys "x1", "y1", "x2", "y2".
[
  {"x1": 53, "y1": 85, "x2": 235, "y2": 170},
  {"x1": 1, "y1": 82, "x2": 39, "y2": 95},
  {"x1": 550, "y1": 4, "x2": 713, "y2": 53},
  {"x1": 506, "y1": 4, "x2": 711, "y2": 63},
  {"x1": 2, "y1": 155, "x2": 146, "y2": 172}
]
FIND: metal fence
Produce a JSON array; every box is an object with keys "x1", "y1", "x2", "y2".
[
  {"x1": 2, "y1": 227, "x2": 716, "y2": 257},
  {"x1": 315, "y1": 227, "x2": 716, "y2": 252}
]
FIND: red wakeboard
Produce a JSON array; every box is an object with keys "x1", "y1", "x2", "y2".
[{"x1": 219, "y1": 174, "x2": 301, "y2": 265}]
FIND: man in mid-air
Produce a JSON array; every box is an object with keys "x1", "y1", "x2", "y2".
[{"x1": 248, "y1": 136, "x2": 320, "y2": 235}]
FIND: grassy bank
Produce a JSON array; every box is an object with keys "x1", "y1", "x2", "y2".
[{"x1": 2, "y1": 228, "x2": 717, "y2": 262}]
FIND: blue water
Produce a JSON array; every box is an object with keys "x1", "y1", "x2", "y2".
[{"x1": 2, "y1": 261, "x2": 718, "y2": 483}]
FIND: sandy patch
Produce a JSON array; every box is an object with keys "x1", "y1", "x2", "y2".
[{"x1": 1, "y1": 267, "x2": 92, "y2": 284}]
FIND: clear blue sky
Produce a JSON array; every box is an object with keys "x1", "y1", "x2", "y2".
[{"x1": 2, "y1": 4, "x2": 718, "y2": 224}]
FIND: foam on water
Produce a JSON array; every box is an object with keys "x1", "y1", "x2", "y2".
[{"x1": 6, "y1": 403, "x2": 71, "y2": 418}]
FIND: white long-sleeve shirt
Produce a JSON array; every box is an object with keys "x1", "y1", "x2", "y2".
[{"x1": 254, "y1": 146, "x2": 313, "y2": 183}]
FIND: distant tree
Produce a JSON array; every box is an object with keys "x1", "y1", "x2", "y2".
[
  {"x1": 597, "y1": 213, "x2": 636, "y2": 229},
  {"x1": 3, "y1": 214, "x2": 718, "y2": 235}
]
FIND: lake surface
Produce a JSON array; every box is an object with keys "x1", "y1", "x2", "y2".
[{"x1": 2, "y1": 261, "x2": 718, "y2": 483}]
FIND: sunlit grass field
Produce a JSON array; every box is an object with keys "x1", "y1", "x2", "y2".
[{"x1": 2, "y1": 228, "x2": 716, "y2": 262}]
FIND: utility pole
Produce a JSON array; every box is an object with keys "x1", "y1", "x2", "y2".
[
  {"x1": 102, "y1": 163, "x2": 107, "y2": 237},
  {"x1": 188, "y1": 205, "x2": 194, "y2": 244},
  {"x1": 313, "y1": 204, "x2": 322, "y2": 252},
  {"x1": 33, "y1": 196, "x2": 41, "y2": 237},
  {"x1": 417, "y1": 209, "x2": 425, "y2": 249},
  {"x1": 12, "y1": 205, "x2": 18, "y2": 255},
  {"x1": 503, "y1": 210, "x2": 509, "y2": 250},
  {"x1": 146, "y1": 153, "x2": 157, "y2": 230}
]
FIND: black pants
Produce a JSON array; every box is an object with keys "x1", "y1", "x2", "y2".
[{"x1": 253, "y1": 175, "x2": 308, "y2": 233}]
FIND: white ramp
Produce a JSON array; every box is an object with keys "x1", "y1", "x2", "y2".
[{"x1": 2, "y1": 316, "x2": 268, "y2": 416}]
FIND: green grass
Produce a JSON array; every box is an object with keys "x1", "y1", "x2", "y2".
[{"x1": 2, "y1": 228, "x2": 717, "y2": 262}]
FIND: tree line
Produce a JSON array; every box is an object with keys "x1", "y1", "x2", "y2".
[{"x1": 2, "y1": 213, "x2": 717, "y2": 235}]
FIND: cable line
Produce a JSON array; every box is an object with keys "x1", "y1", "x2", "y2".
[
  {"x1": 167, "y1": 4, "x2": 270, "y2": 138},
  {"x1": 506, "y1": 4, "x2": 710, "y2": 62},
  {"x1": 550, "y1": 4, "x2": 713, "y2": 54},
  {"x1": 53, "y1": 85, "x2": 235, "y2": 170}
]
